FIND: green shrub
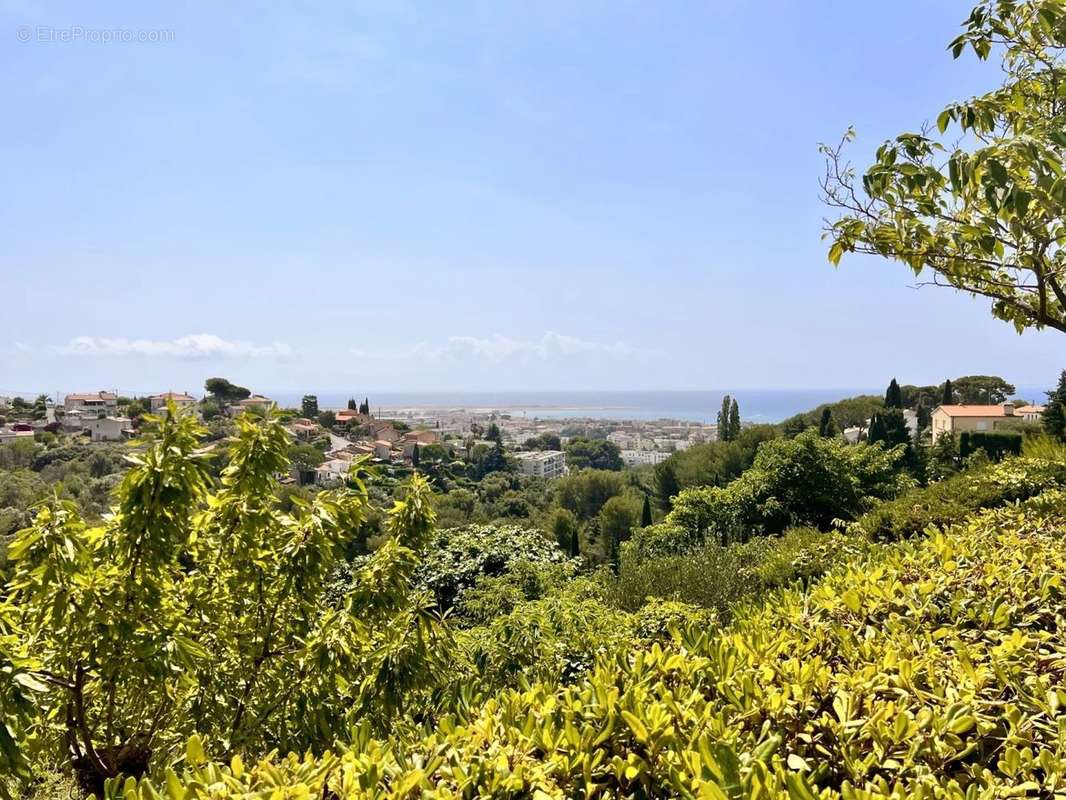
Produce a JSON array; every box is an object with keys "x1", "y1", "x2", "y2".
[
  {"x1": 610, "y1": 526, "x2": 853, "y2": 616},
  {"x1": 413, "y1": 523, "x2": 573, "y2": 614},
  {"x1": 958, "y1": 430, "x2": 1022, "y2": 460},
  {"x1": 631, "y1": 431, "x2": 912, "y2": 556},
  {"x1": 857, "y1": 456, "x2": 1066, "y2": 541},
  {"x1": 123, "y1": 489, "x2": 1066, "y2": 798}
]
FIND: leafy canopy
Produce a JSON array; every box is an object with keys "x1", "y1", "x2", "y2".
[{"x1": 823, "y1": 0, "x2": 1066, "y2": 334}]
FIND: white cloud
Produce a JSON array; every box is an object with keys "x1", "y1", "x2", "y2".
[
  {"x1": 56, "y1": 334, "x2": 292, "y2": 360},
  {"x1": 351, "y1": 332, "x2": 638, "y2": 362}
]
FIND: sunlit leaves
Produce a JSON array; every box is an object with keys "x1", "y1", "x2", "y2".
[{"x1": 822, "y1": 0, "x2": 1066, "y2": 334}]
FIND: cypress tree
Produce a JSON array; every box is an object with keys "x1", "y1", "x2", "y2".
[
  {"x1": 411, "y1": 443, "x2": 420, "y2": 468},
  {"x1": 717, "y1": 396, "x2": 733, "y2": 441},
  {"x1": 868, "y1": 412, "x2": 888, "y2": 445},
  {"x1": 941, "y1": 379, "x2": 955, "y2": 405},
  {"x1": 347, "y1": 397, "x2": 357, "y2": 410},
  {"x1": 1044, "y1": 370, "x2": 1066, "y2": 440},
  {"x1": 641, "y1": 495, "x2": 653, "y2": 527},
  {"x1": 885, "y1": 378, "x2": 903, "y2": 409},
  {"x1": 818, "y1": 407, "x2": 836, "y2": 437},
  {"x1": 569, "y1": 528, "x2": 581, "y2": 558},
  {"x1": 729, "y1": 398, "x2": 740, "y2": 440}
]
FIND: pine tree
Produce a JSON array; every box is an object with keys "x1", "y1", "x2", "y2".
[
  {"x1": 301, "y1": 394, "x2": 319, "y2": 418},
  {"x1": 1044, "y1": 370, "x2": 1066, "y2": 440},
  {"x1": 941, "y1": 379, "x2": 955, "y2": 405},
  {"x1": 818, "y1": 407, "x2": 836, "y2": 437},
  {"x1": 653, "y1": 461, "x2": 680, "y2": 511},
  {"x1": 729, "y1": 398, "x2": 740, "y2": 440},
  {"x1": 641, "y1": 495, "x2": 653, "y2": 527},
  {"x1": 885, "y1": 378, "x2": 903, "y2": 409}
]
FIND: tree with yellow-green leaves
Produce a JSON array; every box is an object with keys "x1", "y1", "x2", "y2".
[
  {"x1": 1, "y1": 404, "x2": 449, "y2": 797},
  {"x1": 823, "y1": 0, "x2": 1066, "y2": 336}
]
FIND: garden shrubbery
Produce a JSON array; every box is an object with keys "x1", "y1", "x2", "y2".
[
  {"x1": 856, "y1": 455, "x2": 1066, "y2": 541},
  {"x1": 115, "y1": 489, "x2": 1066, "y2": 798}
]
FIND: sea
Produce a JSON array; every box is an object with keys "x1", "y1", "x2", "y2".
[{"x1": 267, "y1": 389, "x2": 891, "y2": 424}]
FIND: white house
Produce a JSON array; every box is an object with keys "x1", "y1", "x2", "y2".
[
  {"x1": 515, "y1": 450, "x2": 567, "y2": 479},
  {"x1": 621, "y1": 449, "x2": 669, "y2": 467},
  {"x1": 84, "y1": 416, "x2": 133, "y2": 442},
  {"x1": 315, "y1": 458, "x2": 351, "y2": 485}
]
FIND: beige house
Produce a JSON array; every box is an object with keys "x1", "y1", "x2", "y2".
[
  {"x1": 149, "y1": 392, "x2": 197, "y2": 412},
  {"x1": 930, "y1": 402, "x2": 1034, "y2": 442},
  {"x1": 64, "y1": 391, "x2": 118, "y2": 416},
  {"x1": 231, "y1": 395, "x2": 275, "y2": 414}
]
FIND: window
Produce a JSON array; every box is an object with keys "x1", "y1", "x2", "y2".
[{"x1": 976, "y1": 421, "x2": 989, "y2": 431}]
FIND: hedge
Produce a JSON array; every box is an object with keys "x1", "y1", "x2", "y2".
[
  {"x1": 958, "y1": 430, "x2": 1022, "y2": 460},
  {"x1": 108, "y1": 488, "x2": 1066, "y2": 799},
  {"x1": 856, "y1": 455, "x2": 1066, "y2": 541}
]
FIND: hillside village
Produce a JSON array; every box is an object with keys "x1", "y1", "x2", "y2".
[{"x1": 0, "y1": 379, "x2": 1049, "y2": 486}]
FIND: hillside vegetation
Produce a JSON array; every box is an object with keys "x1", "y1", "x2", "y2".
[{"x1": 103, "y1": 489, "x2": 1066, "y2": 798}]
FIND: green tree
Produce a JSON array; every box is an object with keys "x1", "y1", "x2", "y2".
[
  {"x1": 868, "y1": 408, "x2": 910, "y2": 448},
  {"x1": 928, "y1": 433, "x2": 960, "y2": 480},
  {"x1": 728, "y1": 398, "x2": 740, "y2": 440},
  {"x1": 716, "y1": 396, "x2": 734, "y2": 442},
  {"x1": 412, "y1": 443, "x2": 421, "y2": 468},
  {"x1": 942, "y1": 379, "x2": 955, "y2": 406},
  {"x1": 598, "y1": 494, "x2": 642, "y2": 571},
  {"x1": 951, "y1": 375, "x2": 1016, "y2": 404},
  {"x1": 1044, "y1": 370, "x2": 1066, "y2": 440},
  {"x1": 564, "y1": 438, "x2": 623, "y2": 471},
  {"x1": 818, "y1": 407, "x2": 837, "y2": 437},
  {"x1": 2, "y1": 408, "x2": 449, "y2": 793},
  {"x1": 301, "y1": 395, "x2": 319, "y2": 418},
  {"x1": 204, "y1": 377, "x2": 251, "y2": 405},
  {"x1": 823, "y1": 0, "x2": 1066, "y2": 335},
  {"x1": 653, "y1": 461, "x2": 681, "y2": 511},
  {"x1": 641, "y1": 494, "x2": 653, "y2": 527},
  {"x1": 546, "y1": 507, "x2": 581, "y2": 558},
  {"x1": 884, "y1": 379, "x2": 903, "y2": 409},
  {"x1": 486, "y1": 423, "x2": 503, "y2": 444},
  {"x1": 318, "y1": 410, "x2": 336, "y2": 428},
  {"x1": 347, "y1": 398, "x2": 357, "y2": 411}
]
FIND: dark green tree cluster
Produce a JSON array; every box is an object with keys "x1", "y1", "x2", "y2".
[
  {"x1": 1044, "y1": 370, "x2": 1066, "y2": 440},
  {"x1": 204, "y1": 377, "x2": 250, "y2": 405},
  {"x1": 301, "y1": 394, "x2": 319, "y2": 418},
  {"x1": 564, "y1": 438, "x2": 623, "y2": 471}
]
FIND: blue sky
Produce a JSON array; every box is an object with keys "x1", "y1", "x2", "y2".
[{"x1": 1, "y1": 0, "x2": 1062, "y2": 396}]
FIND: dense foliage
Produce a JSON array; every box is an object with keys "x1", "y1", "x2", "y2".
[
  {"x1": 2, "y1": 408, "x2": 450, "y2": 795},
  {"x1": 105, "y1": 488, "x2": 1066, "y2": 798},
  {"x1": 412, "y1": 523, "x2": 573, "y2": 615},
  {"x1": 633, "y1": 431, "x2": 912, "y2": 556}
]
